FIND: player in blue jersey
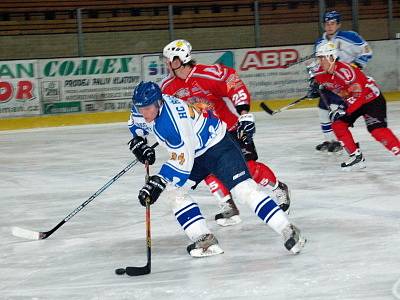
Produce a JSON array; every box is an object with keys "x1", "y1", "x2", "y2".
[
  {"x1": 127, "y1": 81, "x2": 306, "y2": 257},
  {"x1": 308, "y1": 10, "x2": 373, "y2": 153}
]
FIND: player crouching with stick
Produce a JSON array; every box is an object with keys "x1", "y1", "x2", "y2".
[
  {"x1": 311, "y1": 42, "x2": 400, "y2": 170},
  {"x1": 128, "y1": 81, "x2": 306, "y2": 257}
]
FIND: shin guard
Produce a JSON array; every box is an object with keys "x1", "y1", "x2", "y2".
[
  {"x1": 204, "y1": 175, "x2": 231, "y2": 203},
  {"x1": 370, "y1": 128, "x2": 400, "y2": 155},
  {"x1": 331, "y1": 121, "x2": 358, "y2": 153},
  {"x1": 247, "y1": 160, "x2": 277, "y2": 188}
]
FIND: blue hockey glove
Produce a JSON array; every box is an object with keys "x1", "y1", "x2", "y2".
[
  {"x1": 329, "y1": 104, "x2": 347, "y2": 122},
  {"x1": 138, "y1": 175, "x2": 166, "y2": 206},
  {"x1": 129, "y1": 136, "x2": 156, "y2": 165},
  {"x1": 236, "y1": 113, "x2": 255, "y2": 144}
]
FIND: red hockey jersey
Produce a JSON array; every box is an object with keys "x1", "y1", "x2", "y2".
[
  {"x1": 161, "y1": 64, "x2": 251, "y2": 131},
  {"x1": 314, "y1": 61, "x2": 380, "y2": 114}
]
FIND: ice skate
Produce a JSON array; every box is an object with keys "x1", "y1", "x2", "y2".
[
  {"x1": 215, "y1": 198, "x2": 242, "y2": 227},
  {"x1": 187, "y1": 234, "x2": 224, "y2": 257},
  {"x1": 327, "y1": 141, "x2": 343, "y2": 153},
  {"x1": 273, "y1": 181, "x2": 291, "y2": 214},
  {"x1": 341, "y1": 149, "x2": 366, "y2": 170},
  {"x1": 391, "y1": 146, "x2": 400, "y2": 156},
  {"x1": 282, "y1": 224, "x2": 306, "y2": 254},
  {"x1": 315, "y1": 141, "x2": 331, "y2": 151}
]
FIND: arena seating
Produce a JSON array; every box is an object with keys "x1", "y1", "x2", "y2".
[{"x1": 0, "y1": 0, "x2": 397, "y2": 36}]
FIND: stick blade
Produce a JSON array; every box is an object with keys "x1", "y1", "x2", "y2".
[
  {"x1": 125, "y1": 265, "x2": 151, "y2": 276},
  {"x1": 260, "y1": 102, "x2": 275, "y2": 115},
  {"x1": 11, "y1": 226, "x2": 41, "y2": 240}
]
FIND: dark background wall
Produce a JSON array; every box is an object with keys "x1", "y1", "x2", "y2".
[{"x1": 0, "y1": 18, "x2": 397, "y2": 60}]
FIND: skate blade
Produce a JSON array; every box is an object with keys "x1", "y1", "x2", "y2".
[
  {"x1": 216, "y1": 215, "x2": 242, "y2": 227},
  {"x1": 290, "y1": 236, "x2": 307, "y2": 254},
  {"x1": 189, "y1": 245, "x2": 224, "y2": 258},
  {"x1": 341, "y1": 161, "x2": 366, "y2": 171}
]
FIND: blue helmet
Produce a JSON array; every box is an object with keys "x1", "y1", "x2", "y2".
[
  {"x1": 324, "y1": 11, "x2": 341, "y2": 23},
  {"x1": 132, "y1": 81, "x2": 162, "y2": 108}
]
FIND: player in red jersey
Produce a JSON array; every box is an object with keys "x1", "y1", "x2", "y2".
[
  {"x1": 161, "y1": 39, "x2": 291, "y2": 226},
  {"x1": 312, "y1": 42, "x2": 400, "y2": 169}
]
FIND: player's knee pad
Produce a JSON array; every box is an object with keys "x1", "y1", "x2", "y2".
[
  {"x1": 247, "y1": 160, "x2": 276, "y2": 187},
  {"x1": 164, "y1": 186, "x2": 190, "y2": 210},
  {"x1": 231, "y1": 178, "x2": 271, "y2": 206},
  {"x1": 231, "y1": 178, "x2": 281, "y2": 223}
]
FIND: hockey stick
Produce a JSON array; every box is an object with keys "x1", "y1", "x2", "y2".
[
  {"x1": 260, "y1": 95, "x2": 309, "y2": 115},
  {"x1": 121, "y1": 161, "x2": 152, "y2": 276},
  {"x1": 283, "y1": 53, "x2": 315, "y2": 68},
  {"x1": 12, "y1": 142, "x2": 159, "y2": 240}
]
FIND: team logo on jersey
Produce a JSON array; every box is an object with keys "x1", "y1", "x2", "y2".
[
  {"x1": 339, "y1": 67, "x2": 354, "y2": 81},
  {"x1": 191, "y1": 81, "x2": 210, "y2": 96},
  {"x1": 174, "y1": 88, "x2": 190, "y2": 99},
  {"x1": 226, "y1": 73, "x2": 243, "y2": 90}
]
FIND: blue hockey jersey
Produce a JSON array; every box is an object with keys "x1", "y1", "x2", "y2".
[
  {"x1": 315, "y1": 30, "x2": 373, "y2": 68},
  {"x1": 128, "y1": 94, "x2": 226, "y2": 187}
]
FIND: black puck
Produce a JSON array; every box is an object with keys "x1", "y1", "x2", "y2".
[{"x1": 115, "y1": 268, "x2": 126, "y2": 275}]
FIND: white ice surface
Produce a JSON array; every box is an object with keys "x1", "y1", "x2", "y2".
[{"x1": 1, "y1": 103, "x2": 400, "y2": 300}]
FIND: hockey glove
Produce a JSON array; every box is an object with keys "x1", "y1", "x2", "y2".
[
  {"x1": 129, "y1": 136, "x2": 156, "y2": 165},
  {"x1": 138, "y1": 175, "x2": 167, "y2": 206},
  {"x1": 306, "y1": 79, "x2": 320, "y2": 99},
  {"x1": 237, "y1": 113, "x2": 255, "y2": 145},
  {"x1": 329, "y1": 104, "x2": 347, "y2": 122}
]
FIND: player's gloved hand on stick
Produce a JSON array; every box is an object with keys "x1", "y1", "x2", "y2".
[
  {"x1": 329, "y1": 103, "x2": 347, "y2": 122},
  {"x1": 306, "y1": 79, "x2": 320, "y2": 99},
  {"x1": 138, "y1": 175, "x2": 167, "y2": 206},
  {"x1": 129, "y1": 136, "x2": 156, "y2": 165},
  {"x1": 237, "y1": 113, "x2": 255, "y2": 144}
]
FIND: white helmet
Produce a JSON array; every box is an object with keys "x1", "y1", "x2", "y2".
[
  {"x1": 316, "y1": 42, "x2": 337, "y2": 60},
  {"x1": 163, "y1": 39, "x2": 193, "y2": 64}
]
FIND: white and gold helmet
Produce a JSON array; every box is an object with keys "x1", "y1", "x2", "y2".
[
  {"x1": 316, "y1": 42, "x2": 337, "y2": 60},
  {"x1": 163, "y1": 39, "x2": 193, "y2": 64}
]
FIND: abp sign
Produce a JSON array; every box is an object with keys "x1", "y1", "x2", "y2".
[{"x1": 240, "y1": 49, "x2": 299, "y2": 71}]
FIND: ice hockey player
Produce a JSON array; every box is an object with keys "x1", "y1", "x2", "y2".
[
  {"x1": 307, "y1": 10, "x2": 373, "y2": 153},
  {"x1": 128, "y1": 81, "x2": 306, "y2": 257},
  {"x1": 160, "y1": 39, "x2": 291, "y2": 227},
  {"x1": 312, "y1": 42, "x2": 400, "y2": 169}
]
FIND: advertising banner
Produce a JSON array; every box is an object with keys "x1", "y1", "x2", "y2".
[
  {"x1": 0, "y1": 40, "x2": 399, "y2": 120},
  {"x1": 38, "y1": 55, "x2": 142, "y2": 113},
  {"x1": 0, "y1": 60, "x2": 40, "y2": 117},
  {"x1": 234, "y1": 45, "x2": 313, "y2": 100}
]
